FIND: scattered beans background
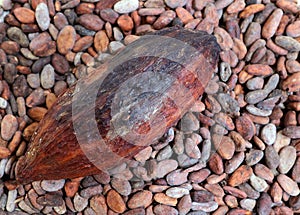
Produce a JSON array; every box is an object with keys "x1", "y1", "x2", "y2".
[{"x1": 0, "y1": 0, "x2": 300, "y2": 214}]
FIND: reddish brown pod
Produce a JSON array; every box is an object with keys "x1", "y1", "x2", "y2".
[{"x1": 16, "y1": 27, "x2": 220, "y2": 184}]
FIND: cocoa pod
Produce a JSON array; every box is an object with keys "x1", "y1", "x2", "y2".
[{"x1": 16, "y1": 27, "x2": 220, "y2": 184}]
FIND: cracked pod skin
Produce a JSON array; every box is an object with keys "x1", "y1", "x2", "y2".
[{"x1": 16, "y1": 27, "x2": 220, "y2": 184}]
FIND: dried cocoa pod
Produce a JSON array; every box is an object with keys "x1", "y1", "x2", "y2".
[{"x1": 16, "y1": 27, "x2": 220, "y2": 184}]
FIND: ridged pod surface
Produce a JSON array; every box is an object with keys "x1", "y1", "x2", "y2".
[{"x1": 16, "y1": 27, "x2": 220, "y2": 184}]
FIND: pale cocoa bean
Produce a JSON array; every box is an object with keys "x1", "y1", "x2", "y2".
[
  {"x1": 214, "y1": 112, "x2": 234, "y2": 131},
  {"x1": 245, "y1": 89, "x2": 268, "y2": 105},
  {"x1": 276, "y1": 14, "x2": 289, "y2": 36},
  {"x1": 208, "y1": 173, "x2": 227, "y2": 185},
  {"x1": 265, "y1": 145, "x2": 280, "y2": 169},
  {"x1": 274, "y1": 206, "x2": 294, "y2": 215},
  {"x1": 225, "y1": 152, "x2": 245, "y2": 174},
  {"x1": 246, "y1": 64, "x2": 273, "y2": 76},
  {"x1": 276, "y1": 0, "x2": 300, "y2": 14},
  {"x1": 13, "y1": 8, "x2": 35, "y2": 24},
  {"x1": 164, "y1": 0, "x2": 187, "y2": 8},
  {"x1": 166, "y1": 187, "x2": 189, "y2": 198},
  {"x1": 245, "y1": 149, "x2": 263, "y2": 166},
  {"x1": 277, "y1": 56, "x2": 288, "y2": 78},
  {"x1": 73, "y1": 36, "x2": 93, "y2": 52},
  {"x1": 220, "y1": 50, "x2": 238, "y2": 68},
  {"x1": 223, "y1": 186, "x2": 247, "y2": 199},
  {"x1": 153, "y1": 205, "x2": 178, "y2": 215},
  {"x1": 144, "y1": 0, "x2": 165, "y2": 8},
  {"x1": 117, "y1": 15, "x2": 134, "y2": 32},
  {"x1": 292, "y1": 157, "x2": 300, "y2": 183},
  {"x1": 100, "y1": 8, "x2": 119, "y2": 24},
  {"x1": 250, "y1": 174, "x2": 268, "y2": 192},
  {"x1": 227, "y1": 0, "x2": 245, "y2": 14},
  {"x1": 251, "y1": 46, "x2": 267, "y2": 64},
  {"x1": 228, "y1": 165, "x2": 253, "y2": 187},
  {"x1": 270, "y1": 182, "x2": 283, "y2": 203},
  {"x1": 138, "y1": 8, "x2": 165, "y2": 16},
  {"x1": 286, "y1": 20, "x2": 300, "y2": 38},
  {"x1": 213, "y1": 206, "x2": 229, "y2": 215},
  {"x1": 185, "y1": 138, "x2": 201, "y2": 159},
  {"x1": 245, "y1": 39, "x2": 266, "y2": 62},
  {"x1": 154, "y1": 193, "x2": 177, "y2": 206},
  {"x1": 238, "y1": 183, "x2": 260, "y2": 200},
  {"x1": 261, "y1": 123, "x2": 276, "y2": 145},
  {"x1": 214, "y1": 0, "x2": 233, "y2": 10},
  {"x1": 254, "y1": 3, "x2": 276, "y2": 24},
  {"x1": 240, "y1": 14, "x2": 254, "y2": 33},
  {"x1": 177, "y1": 195, "x2": 191, "y2": 214},
  {"x1": 216, "y1": 93, "x2": 240, "y2": 115},
  {"x1": 196, "y1": 18, "x2": 214, "y2": 34},
  {"x1": 184, "y1": 18, "x2": 201, "y2": 29},
  {"x1": 78, "y1": 14, "x2": 104, "y2": 31},
  {"x1": 262, "y1": 9, "x2": 283, "y2": 39},
  {"x1": 106, "y1": 189, "x2": 126, "y2": 213},
  {"x1": 204, "y1": 3, "x2": 219, "y2": 27},
  {"x1": 258, "y1": 49, "x2": 275, "y2": 65},
  {"x1": 246, "y1": 105, "x2": 272, "y2": 116},
  {"x1": 189, "y1": 168, "x2": 211, "y2": 183},
  {"x1": 214, "y1": 27, "x2": 233, "y2": 51},
  {"x1": 35, "y1": 3, "x2": 50, "y2": 31},
  {"x1": 240, "y1": 198, "x2": 256, "y2": 211},
  {"x1": 232, "y1": 38, "x2": 247, "y2": 60},
  {"x1": 76, "y1": 3, "x2": 95, "y2": 15},
  {"x1": 223, "y1": 196, "x2": 237, "y2": 209},
  {"x1": 246, "y1": 77, "x2": 264, "y2": 90},
  {"x1": 282, "y1": 126, "x2": 300, "y2": 138},
  {"x1": 244, "y1": 22, "x2": 261, "y2": 46},
  {"x1": 277, "y1": 174, "x2": 300, "y2": 196},
  {"x1": 239, "y1": 4, "x2": 265, "y2": 19},
  {"x1": 254, "y1": 164, "x2": 274, "y2": 183},
  {"x1": 57, "y1": 25, "x2": 76, "y2": 55},
  {"x1": 286, "y1": 59, "x2": 300, "y2": 73},
  {"x1": 208, "y1": 153, "x2": 223, "y2": 175},
  {"x1": 278, "y1": 146, "x2": 296, "y2": 174},
  {"x1": 275, "y1": 36, "x2": 300, "y2": 51},
  {"x1": 212, "y1": 134, "x2": 235, "y2": 160},
  {"x1": 191, "y1": 201, "x2": 218, "y2": 212},
  {"x1": 1, "y1": 41, "x2": 20, "y2": 55},
  {"x1": 204, "y1": 184, "x2": 224, "y2": 198},
  {"x1": 175, "y1": 7, "x2": 193, "y2": 24},
  {"x1": 248, "y1": 113, "x2": 269, "y2": 126},
  {"x1": 193, "y1": 0, "x2": 213, "y2": 11},
  {"x1": 266, "y1": 39, "x2": 288, "y2": 56},
  {"x1": 235, "y1": 114, "x2": 255, "y2": 140},
  {"x1": 225, "y1": 19, "x2": 240, "y2": 38},
  {"x1": 257, "y1": 193, "x2": 272, "y2": 215}
]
